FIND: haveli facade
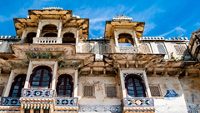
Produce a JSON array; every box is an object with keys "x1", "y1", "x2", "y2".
[{"x1": 0, "y1": 7, "x2": 199, "y2": 113}]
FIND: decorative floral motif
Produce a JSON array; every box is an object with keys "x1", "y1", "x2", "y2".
[
  {"x1": 1, "y1": 97, "x2": 20, "y2": 106},
  {"x1": 22, "y1": 89, "x2": 55, "y2": 97},
  {"x1": 79, "y1": 105, "x2": 122, "y2": 113},
  {"x1": 56, "y1": 97, "x2": 78, "y2": 106},
  {"x1": 123, "y1": 97, "x2": 154, "y2": 107}
]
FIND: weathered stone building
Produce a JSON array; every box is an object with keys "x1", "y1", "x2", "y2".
[{"x1": 0, "y1": 7, "x2": 199, "y2": 113}]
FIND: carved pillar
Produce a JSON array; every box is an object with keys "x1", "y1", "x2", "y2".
[
  {"x1": 119, "y1": 69, "x2": 126, "y2": 98},
  {"x1": 30, "y1": 109, "x2": 34, "y2": 113},
  {"x1": 21, "y1": 30, "x2": 27, "y2": 43},
  {"x1": 74, "y1": 70, "x2": 78, "y2": 97},
  {"x1": 24, "y1": 61, "x2": 33, "y2": 88},
  {"x1": 36, "y1": 21, "x2": 42, "y2": 37},
  {"x1": 40, "y1": 109, "x2": 43, "y2": 113},
  {"x1": 114, "y1": 31, "x2": 119, "y2": 47},
  {"x1": 143, "y1": 71, "x2": 152, "y2": 97},
  {"x1": 57, "y1": 21, "x2": 62, "y2": 38},
  {"x1": 4, "y1": 70, "x2": 15, "y2": 96},
  {"x1": 20, "y1": 107, "x2": 24, "y2": 113},
  {"x1": 51, "y1": 62, "x2": 58, "y2": 90}
]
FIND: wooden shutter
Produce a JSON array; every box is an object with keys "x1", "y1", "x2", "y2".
[
  {"x1": 84, "y1": 86, "x2": 94, "y2": 97},
  {"x1": 106, "y1": 86, "x2": 117, "y2": 97},
  {"x1": 149, "y1": 85, "x2": 162, "y2": 97}
]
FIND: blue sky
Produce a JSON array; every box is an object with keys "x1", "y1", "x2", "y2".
[{"x1": 0, "y1": 0, "x2": 200, "y2": 39}]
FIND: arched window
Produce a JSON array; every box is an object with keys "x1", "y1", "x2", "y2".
[
  {"x1": 118, "y1": 33, "x2": 134, "y2": 46},
  {"x1": 9, "y1": 74, "x2": 26, "y2": 97},
  {"x1": 25, "y1": 32, "x2": 36, "y2": 43},
  {"x1": 43, "y1": 32, "x2": 57, "y2": 37},
  {"x1": 125, "y1": 74, "x2": 146, "y2": 97},
  {"x1": 56, "y1": 74, "x2": 73, "y2": 97},
  {"x1": 62, "y1": 32, "x2": 75, "y2": 43},
  {"x1": 41, "y1": 24, "x2": 58, "y2": 37},
  {"x1": 30, "y1": 66, "x2": 52, "y2": 88}
]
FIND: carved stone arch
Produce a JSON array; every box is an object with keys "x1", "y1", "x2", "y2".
[
  {"x1": 29, "y1": 65, "x2": 52, "y2": 88},
  {"x1": 62, "y1": 32, "x2": 75, "y2": 43},
  {"x1": 124, "y1": 74, "x2": 146, "y2": 97},
  {"x1": 56, "y1": 74, "x2": 74, "y2": 97},
  {"x1": 25, "y1": 32, "x2": 37, "y2": 43},
  {"x1": 41, "y1": 24, "x2": 58, "y2": 37}
]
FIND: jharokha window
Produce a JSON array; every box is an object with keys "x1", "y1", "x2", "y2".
[
  {"x1": 56, "y1": 74, "x2": 73, "y2": 97},
  {"x1": 125, "y1": 74, "x2": 146, "y2": 97},
  {"x1": 30, "y1": 66, "x2": 52, "y2": 88},
  {"x1": 118, "y1": 33, "x2": 134, "y2": 46},
  {"x1": 9, "y1": 74, "x2": 26, "y2": 97}
]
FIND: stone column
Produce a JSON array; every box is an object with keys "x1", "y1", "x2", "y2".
[
  {"x1": 30, "y1": 109, "x2": 34, "y2": 113},
  {"x1": 51, "y1": 62, "x2": 58, "y2": 90},
  {"x1": 4, "y1": 70, "x2": 15, "y2": 96},
  {"x1": 21, "y1": 30, "x2": 27, "y2": 43},
  {"x1": 119, "y1": 69, "x2": 126, "y2": 98},
  {"x1": 20, "y1": 107, "x2": 24, "y2": 113},
  {"x1": 24, "y1": 61, "x2": 33, "y2": 88},
  {"x1": 40, "y1": 108, "x2": 44, "y2": 113},
  {"x1": 57, "y1": 21, "x2": 62, "y2": 38},
  {"x1": 74, "y1": 70, "x2": 78, "y2": 97},
  {"x1": 143, "y1": 71, "x2": 152, "y2": 97},
  {"x1": 36, "y1": 21, "x2": 42, "y2": 37}
]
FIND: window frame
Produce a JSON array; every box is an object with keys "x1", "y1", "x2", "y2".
[
  {"x1": 105, "y1": 85, "x2": 117, "y2": 98},
  {"x1": 149, "y1": 84, "x2": 162, "y2": 97},
  {"x1": 9, "y1": 74, "x2": 26, "y2": 97},
  {"x1": 125, "y1": 74, "x2": 146, "y2": 97},
  {"x1": 83, "y1": 85, "x2": 95, "y2": 97},
  {"x1": 29, "y1": 66, "x2": 52, "y2": 89},
  {"x1": 56, "y1": 74, "x2": 73, "y2": 97}
]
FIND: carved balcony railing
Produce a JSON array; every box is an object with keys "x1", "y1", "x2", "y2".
[
  {"x1": 33, "y1": 37, "x2": 62, "y2": 44},
  {"x1": 77, "y1": 42, "x2": 111, "y2": 53},
  {"x1": 119, "y1": 46, "x2": 138, "y2": 53},
  {"x1": 22, "y1": 89, "x2": 55, "y2": 98},
  {"x1": 56, "y1": 97, "x2": 78, "y2": 106},
  {"x1": 123, "y1": 97, "x2": 155, "y2": 112},
  {"x1": 1, "y1": 97, "x2": 20, "y2": 106}
]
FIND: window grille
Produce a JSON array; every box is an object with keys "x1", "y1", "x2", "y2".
[
  {"x1": 106, "y1": 86, "x2": 117, "y2": 97},
  {"x1": 149, "y1": 84, "x2": 162, "y2": 97},
  {"x1": 84, "y1": 86, "x2": 94, "y2": 97}
]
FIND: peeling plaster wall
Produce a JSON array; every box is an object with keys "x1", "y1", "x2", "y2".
[
  {"x1": 78, "y1": 76, "x2": 121, "y2": 105},
  {"x1": 148, "y1": 77, "x2": 188, "y2": 113},
  {"x1": 180, "y1": 76, "x2": 200, "y2": 112},
  {"x1": 0, "y1": 74, "x2": 9, "y2": 97}
]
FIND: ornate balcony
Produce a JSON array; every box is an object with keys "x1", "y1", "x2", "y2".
[
  {"x1": 33, "y1": 37, "x2": 62, "y2": 44},
  {"x1": 54, "y1": 97, "x2": 79, "y2": 111},
  {"x1": 123, "y1": 97, "x2": 155, "y2": 113},
  {"x1": 22, "y1": 89, "x2": 55, "y2": 98},
  {"x1": 1, "y1": 97, "x2": 20, "y2": 106},
  {"x1": 119, "y1": 46, "x2": 138, "y2": 53},
  {"x1": 56, "y1": 97, "x2": 78, "y2": 106}
]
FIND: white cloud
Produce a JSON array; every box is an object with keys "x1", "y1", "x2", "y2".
[
  {"x1": 144, "y1": 23, "x2": 156, "y2": 35},
  {"x1": 194, "y1": 22, "x2": 200, "y2": 28},
  {"x1": 74, "y1": 5, "x2": 164, "y2": 37},
  {"x1": 160, "y1": 26, "x2": 186, "y2": 37}
]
